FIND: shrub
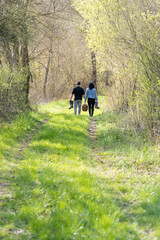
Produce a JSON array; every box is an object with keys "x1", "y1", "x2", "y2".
[{"x1": 0, "y1": 67, "x2": 28, "y2": 118}]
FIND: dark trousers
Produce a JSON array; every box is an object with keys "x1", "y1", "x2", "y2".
[{"x1": 88, "y1": 98, "x2": 95, "y2": 116}]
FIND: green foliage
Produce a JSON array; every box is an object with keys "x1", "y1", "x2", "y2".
[
  {"x1": 0, "y1": 0, "x2": 34, "y2": 111},
  {"x1": 73, "y1": 0, "x2": 160, "y2": 132},
  {"x1": 0, "y1": 1, "x2": 27, "y2": 42},
  {"x1": 0, "y1": 0, "x2": 32, "y2": 65},
  {"x1": 0, "y1": 67, "x2": 29, "y2": 118}
]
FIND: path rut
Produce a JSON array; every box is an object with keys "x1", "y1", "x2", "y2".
[
  {"x1": 88, "y1": 118, "x2": 104, "y2": 164},
  {"x1": 0, "y1": 119, "x2": 49, "y2": 205}
]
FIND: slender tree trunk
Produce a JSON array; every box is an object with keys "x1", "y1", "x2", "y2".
[
  {"x1": 13, "y1": 42, "x2": 20, "y2": 67},
  {"x1": 91, "y1": 50, "x2": 97, "y2": 88},
  {"x1": 20, "y1": 0, "x2": 31, "y2": 106},
  {"x1": 43, "y1": 51, "x2": 51, "y2": 98},
  {"x1": 3, "y1": 42, "x2": 12, "y2": 68},
  {"x1": 21, "y1": 40, "x2": 30, "y2": 105}
]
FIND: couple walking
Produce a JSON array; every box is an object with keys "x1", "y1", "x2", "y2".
[{"x1": 70, "y1": 81, "x2": 98, "y2": 117}]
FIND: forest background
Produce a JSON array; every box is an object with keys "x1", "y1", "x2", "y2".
[{"x1": 0, "y1": 0, "x2": 160, "y2": 136}]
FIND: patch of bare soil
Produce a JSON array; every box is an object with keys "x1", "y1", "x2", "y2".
[
  {"x1": 88, "y1": 118, "x2": 98, "y2": 141},
  {"x1": 88, "y1": 118, "x2": 104, "y2": 164}
]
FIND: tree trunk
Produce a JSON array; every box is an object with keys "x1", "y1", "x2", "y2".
[
  {"x1": 3, "y1": 42, "x2": 12, "y2": 68},
  {"x1": 91, "y1": 50, "x2": 97, "y2": 88},
  {"x1": 21, "y1": 40, "x2": 30, "y2": 105},
  {"x1": 12, "y1": 42, "x2": 20, "y2": 67},
  {"x1": 43, "y1": 51, "x2": 51, "y2": 98}
]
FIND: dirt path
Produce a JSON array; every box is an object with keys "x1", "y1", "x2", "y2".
[
  {"x1": 88, "y1": 118, "x2": 98, "y2": 141},
  {"x1": 88, "y1": 118, "x2": 104, "y2": 164},
  {"x1": 15, "y1": 119, "x2": 49, "y2": 160}
]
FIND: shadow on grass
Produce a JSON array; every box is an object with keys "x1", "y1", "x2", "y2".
[
  {"x1": 115, "y1": 190, "x2": 160, "y2": 239},
  {"x1": 3, "y1": 164, "x2": 141, "y2": 240}
]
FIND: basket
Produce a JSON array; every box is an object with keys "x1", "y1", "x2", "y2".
[{"x1": 82, "y1": 103, "x2": 88, "y2": 111}]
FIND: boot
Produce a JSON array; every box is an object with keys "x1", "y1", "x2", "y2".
[
  {"x1": 95, "y1": 101, "x2": 100, "y2": 109},
  {"x1": 68, "y1": 100, "x2": 73, "y2": 109}
]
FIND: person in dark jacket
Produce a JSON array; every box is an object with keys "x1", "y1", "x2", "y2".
[
  {"x1": 70, "y1": 81, "x2": 85, "y2": 115},
  {"x1": 85, "y1": 82, "x2": 98, "y2": 117}
]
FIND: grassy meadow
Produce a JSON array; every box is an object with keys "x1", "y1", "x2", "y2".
[{"x1": 0, "y1": 99, "x2": 160, "y2": 239}]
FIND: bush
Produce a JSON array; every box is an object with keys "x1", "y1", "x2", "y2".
[{"x1": 0, "y1": 67, "x2": 28, "y2": 118}]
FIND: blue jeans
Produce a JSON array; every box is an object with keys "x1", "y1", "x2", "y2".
[{"x1": 74, "y1": 100, "x2": 82, "y2": 115}]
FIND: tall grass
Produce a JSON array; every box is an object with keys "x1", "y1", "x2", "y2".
[{"x1": 96, "y1": 111, "x2": 160, "y2": 240}]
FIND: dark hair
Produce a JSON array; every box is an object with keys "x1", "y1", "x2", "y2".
[
  {"x1": 89, "y1": 82, "x2": 94, "y2": 90},
  {"x1": 77, "y1": 81, "x2": 81, "y2": 86}
]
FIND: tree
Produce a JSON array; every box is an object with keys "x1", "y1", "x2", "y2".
[
  {"x1": 29, "y1": 0, "x2": 92, "y2": 101},
  {"x1": 0, "y1": 0, "x2": 36, "y2": 110},
  {"x1": 73, "y1": 0, "x2": 160, "y2": 131}
]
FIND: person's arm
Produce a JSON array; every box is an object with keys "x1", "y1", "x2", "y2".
[
  {"x1": 82, "y1": 88, "x2": 85, "y2": 102},
  {"x1": 85, "y1": 89, "x2": 88, "y2": 103},
  {"x1": 70, "y1": 88, "x2": 75, "y2": 101},
  {"x1": 70, "y1": 94, "x2": 73, "y2": 101}
]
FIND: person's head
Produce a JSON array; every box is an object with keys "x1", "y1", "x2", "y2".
[
  {"x1": 77, "y1": 81, "x2": 81, "y2": 86},
  {"x1": 89, "y1": 82, "x2": 94, "y2": 90}
]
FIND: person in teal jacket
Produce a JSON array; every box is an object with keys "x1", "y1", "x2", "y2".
[{"x1": 85, "y1": 82, "x2": 98, "y2": 117}]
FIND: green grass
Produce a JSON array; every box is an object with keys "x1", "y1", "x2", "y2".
[
  {"x1": 0, "y1": 99, "x2": 160, "y2": 239},
  {"x1": 96, "y1": 111, "x2": 160, "y2": 240}
]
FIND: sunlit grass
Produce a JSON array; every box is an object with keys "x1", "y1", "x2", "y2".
[
  {"x1": 0, "y1": 99, "x2": 160, "y2": 239},
  {"x1": 96, "y1": 111, "x2": 160, "y2": 239}
]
